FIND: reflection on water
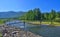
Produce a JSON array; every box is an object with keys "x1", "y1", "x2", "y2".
[
  {"x1": 28, "y1": 25, "x2": 60, "y2": 37},
  {"x1": 6, "y1": 21, "x2": 60, "y2": 37}
]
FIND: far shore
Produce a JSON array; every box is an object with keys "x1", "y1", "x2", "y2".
[
  {"x1": 0, "y1": 20, "x2": 60, "y2": 26},
  {"x1": 21, "y1": 20, "x2": 60, "y2": 26}
]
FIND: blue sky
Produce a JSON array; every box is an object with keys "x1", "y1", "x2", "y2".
[{"x1": 0, "y1": 0, "x2": 60, "y2": 12}]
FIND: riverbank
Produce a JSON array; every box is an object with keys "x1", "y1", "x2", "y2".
[
  {"x1": 0, "y1": 25, "x2": 42, "y2": 37},
  {"x1": 21, "y1": 20, "x2": 60, "y2": 26},
  {"x1": 0, "y1": 33, "x2": 2, "y2": 37}
]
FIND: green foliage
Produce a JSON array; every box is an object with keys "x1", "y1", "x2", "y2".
[
  {"x1": 44, "y1": 13, "x2": 50, "y2": 20},
  {"x1": 0, "y1": 20, "x2": 4, "y2": 24},
  {"x1": 56, "y1": 11, "x2": 60, "y2": 18},
  {"x1": 33, "y1": 8, "x2": 41, "y2": 20},
  {"x1": 49, "y1": 10, "x2": 56, "y2": 25},
  {"x1": 20, "y1": 8, "x2": 41, "y2": 21},
  {"x1": 50, "y1": 10, "x2": 56, "y2": 20},
  {"x1": 20, "y1": 8, "x2": 60, "y2": 23}
]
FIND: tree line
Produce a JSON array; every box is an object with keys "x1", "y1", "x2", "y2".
[{"x1": 19, "y1": 8, "x2": 60, "y2": 25}]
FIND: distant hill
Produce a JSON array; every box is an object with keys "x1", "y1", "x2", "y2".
[{"x1": 0, "y1": 11, "x2": 26, "y2": 18}]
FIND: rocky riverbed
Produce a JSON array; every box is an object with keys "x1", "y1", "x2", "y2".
[{"x1": 0, "y1": 25, "x2": 42, "y2": 37}]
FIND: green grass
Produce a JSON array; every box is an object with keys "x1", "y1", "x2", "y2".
[
  {"x1": 0, "y1": 20, "x2": 5, "y2": 24},
  {"x1": 0, "y1": 21, "x2": 4, "y2": 24},
  {"x1": 21, "y1": 20, "x2": 60, "y2": 26},
  {"x1": 0, "y1": 33, "x2": 2, "y2": 37}
]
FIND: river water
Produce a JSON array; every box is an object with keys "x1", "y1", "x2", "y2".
[{"x1": 6, "y1": 20, "x2": 60, "y2": 37}]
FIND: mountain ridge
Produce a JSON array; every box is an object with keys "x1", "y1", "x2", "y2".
[{"x1": 0, "y1": 11, "x2": 26, "y2": 18}]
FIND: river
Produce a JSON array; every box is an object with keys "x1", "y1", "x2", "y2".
[{"x1": 5, "y1": 20, "x2": 60, "y2": 37}]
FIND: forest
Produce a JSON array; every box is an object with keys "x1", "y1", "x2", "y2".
[{"x1": 19, "y1": 8, "x2": 60, "y2": 26}]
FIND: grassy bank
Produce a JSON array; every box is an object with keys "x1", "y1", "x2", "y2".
[
  {"x1": 21, "y1": 20, "x2": 60, "y2": 26},
  {"x1": 0, "y1": 19, "x2": 5, "y2": 25},
  {"x1": 0, "y1": 21, "x2": 4, "y2": 24},
  {"x1": 0, "y1": 33, "x2": 2, "y2": 37}
]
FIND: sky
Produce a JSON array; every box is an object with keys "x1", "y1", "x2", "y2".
[{"x1": 0, "y1": 0, "x2": 60, "y2": 12}]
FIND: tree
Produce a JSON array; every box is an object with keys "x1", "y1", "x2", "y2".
[
  {"x1": 44, "y1": 13, "x2": 49, "y2": 21},
  {"x1": 50, "y1": 10, "x2": 56, "y2": 25},
  {"x1": 27, "y1": 10, "x2": 35, "y2": 20},
  {"x1": 33, "y1": 8, "x2": 41, "y2": 20},
  {"x1": 56, "y1": 11, "x2": 60, "y2": 18},
  {"x1": 33, "y1": 8, "x2": 42, "y2": 25},
  {"x1": 41, "y1": 13, "x2": 45, "y2": 21},
  {"x1": 55, "y1": 11, "x2": 60, "y2": 22}
]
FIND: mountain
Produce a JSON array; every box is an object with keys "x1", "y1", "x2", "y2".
[{"x1": 0, "y1": 11, "x2": 26, "y2": 18}]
